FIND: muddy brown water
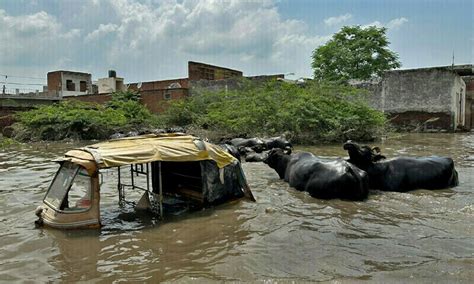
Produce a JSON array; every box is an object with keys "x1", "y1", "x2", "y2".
[{"x1": 0, "y1": 133, "x2": 473, "y2": 282}]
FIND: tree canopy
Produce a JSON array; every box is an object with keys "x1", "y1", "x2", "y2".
[{"x1": 312, "y1": 25, "x2": 401, "y2": 82}]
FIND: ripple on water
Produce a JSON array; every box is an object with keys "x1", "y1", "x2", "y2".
[{"x1": 0, "y1": 134, "x2": 473, "y2": 282}]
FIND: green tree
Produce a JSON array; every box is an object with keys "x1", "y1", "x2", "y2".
[{"x1": 312, "y1": 25, "x2": 401, "y2": 82}]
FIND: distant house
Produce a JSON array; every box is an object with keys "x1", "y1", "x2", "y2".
[
  {"x1": 352, "y1": 65, "x2": 473, "y2": 131},
  {"x1": 47, "y1": 70, "x2": 93, "y2": 97},
  {"x1": 128, "y1": 78, "x2": 190, "y2": 113},
  {"x1": 127, "y1": 61, "x2": 244, "y2": 113},
  {"x1": 97, "y1": 70, "x2": 126, "y2": 94},
  {"x1": 62, "y1": 61, "x2": 284, "y2": 114}
]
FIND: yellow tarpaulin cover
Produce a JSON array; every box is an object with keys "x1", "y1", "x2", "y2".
[{"x1": 64, "y1": 134, "x2": 236, "y2": 169}]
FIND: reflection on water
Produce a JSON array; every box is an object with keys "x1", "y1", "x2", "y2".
[{"x1": 0, "y1": 133, "x2": 473, "y2": 282}]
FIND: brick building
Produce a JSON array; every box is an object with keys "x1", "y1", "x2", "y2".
[
  {"x1": 126, "y1": 61, "x2": 244, "y2": 113},
  {"x1": 47, "y1": 70, "x2": 93, "y2": 97},
  {"x1": 128, "y1": 78, "x2": 190, "y2": 113},
  {"x1": 188, "y1": 61, "x2": 243, "y2": 81}
]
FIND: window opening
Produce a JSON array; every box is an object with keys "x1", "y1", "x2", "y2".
[
  {"x1": 44, "y1": 163, "x2": 92, "y2": 212},
  {"x1": 66, "y1": 80, "x2": 75, "y2": 91},
  {"x1": 115, "y1": 161, "x2": 204, "y2": 218},
  {"x1": 117, "y1": 163, "x2": 163, "y2": 216},
  {"x1": 63, "y1": 167, "x2": 92, "y2": 211},
  {"x1": 79, "y1": 81, "x2": 87, "y2": 92},
  {"x1": 153, "y1": 161, "x2": 203, "y2": 202},
  {"x1": 44, "y1": 162, "x2": 79, "y2": 209}
]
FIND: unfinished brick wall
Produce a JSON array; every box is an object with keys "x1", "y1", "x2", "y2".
[
  {"x1": 64, "y1": 94, "x2": 112, "y2": 104},
  {"x1": 128, "y1": 78, "x2": 189, "y2": 92},
  {"x1": 141, "y1": 88, "x2": 188, "y2": 113},
  {"x1": 64, "y1": 89, "x2": 188, "y2": 114},
  {"x1": 47, "y1": 71, "x2": 62, "y2": 96},
  {"x1": 188, "y1": 61, "x2": 242, "y2": 81}
]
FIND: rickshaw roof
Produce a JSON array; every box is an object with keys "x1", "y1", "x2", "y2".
[{"x1": 63, "y1": 134, "x2": 236, "y2": 169}]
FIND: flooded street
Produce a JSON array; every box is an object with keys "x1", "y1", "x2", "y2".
[{"x1": 0, "y1": 133, "x2": 473, "y2": 282}]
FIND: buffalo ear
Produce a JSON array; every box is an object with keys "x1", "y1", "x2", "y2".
[{"x1": 284, "y1": 147, "x2": 292, "y2": 155}]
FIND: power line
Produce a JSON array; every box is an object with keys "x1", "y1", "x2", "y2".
[
  {"x1": 0, "y1": 81, "x2": 45, "y2": 86},
  {"x1": 0, "y1": 73, "x2": 45, "y2": 80},
  {"x1": 3, "y1": 87, "x2": 42, "y2": 92}
]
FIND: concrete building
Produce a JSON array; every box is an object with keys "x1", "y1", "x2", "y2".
[
  {"x1": 47, "y1": 70, "x2": 93, "y2": 97},
  {"x1": 97, "y1": 70, "x2": 126, "y2": 94},
  {"x1": 352, "y1": 65, "x2": 473, "y2": 131}
]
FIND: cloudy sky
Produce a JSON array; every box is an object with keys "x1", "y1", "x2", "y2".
[{"x1": 0, "y1": 0, "x2": 472, "y2": 89}]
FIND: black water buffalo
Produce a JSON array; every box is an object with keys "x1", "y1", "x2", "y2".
[
  {"x1": 166, "y1": 127, "x2": 185, "y2": 133},
  {"x1": 263, "y1": 136, "x2": 292, "y2": 151},
  {"x1": 343, "y1": 141, "x2": 459, "y2": 192},
  {"x1": 218, "y1": 144, "x2": 241, "y2": 162},
  {"x1": 264, "y1": 149, "x2": 369, "y2": 201},
  {"x1": 245, "y1": 151, "x2": 269, "y2": 162},
  {"x1": 228, "y1": 138, "x2": 266, "y2": 153},
  {"x1": 110, "y1": 132, "x2": 126, "y2": 139}
]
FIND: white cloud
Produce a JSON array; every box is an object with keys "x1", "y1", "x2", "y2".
[
  {"x1": 1, "y1": 1, "x2": 332, "y2": 81},
  {"x1": 62, "y1": 28, "x2": 82, "y2": 39},
  {"x1": 94, "y1": 0, "x2": 327, "y2": 78},
  {"x1": 363, "y1": 21, "x2": 383, "y2": 28},
  {"x1": 0, "y1": 9, "x2": 80, "y2": 66},
  {"x1": 363, "y1": 17, "x2": 408, "y2": 30},
  {"x1": 85, "y1": 23, "x2": 118, "y2": 42},
  {"x1": 324, "y1": 13, "x2": 352, "y2": 26},
  {"x1": 387, "y1": 17, "x2": 408, "y2": 30}
]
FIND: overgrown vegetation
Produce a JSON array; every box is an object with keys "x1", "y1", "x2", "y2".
[
  {"x1": 0, "y1": 135, "x2": 18, "y2": 148},
  {"x1": 162, "y1": 79, "x2": 386, "y2": 143},
  {"x1": 12, "y1": 81, "x2": 386, "y2": 143},
  {"x1": 13, "y1": 91, "x2": 160, "y2": 141}
]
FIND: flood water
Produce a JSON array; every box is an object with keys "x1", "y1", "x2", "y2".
[{"x1": 0, "y1": 133, "x2": 473, "y2": 282}]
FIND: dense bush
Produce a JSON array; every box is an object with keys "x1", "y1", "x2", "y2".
[
  {"x1": 14, "y1": 91, "x2": 159, "y2": 141},
  {"x1": 13, "y1": 82, "x2": 386, "y2": 143},
  {"x1": 163, "y1": 80, "x2": 386, "y2": 143}
]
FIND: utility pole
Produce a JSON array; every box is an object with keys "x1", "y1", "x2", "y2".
[
  {"x1": 452, "y1": 50, "x2": 455, "y2": 70},
  {"x1": 2, "y1": 75, "x2": 6, "y2": 95}
]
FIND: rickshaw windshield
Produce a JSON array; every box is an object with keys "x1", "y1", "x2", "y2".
[{"x1": 44, "y1": 162, "x2": 79, "y2": 210}]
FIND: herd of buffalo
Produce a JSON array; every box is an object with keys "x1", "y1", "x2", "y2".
[
  {"x1": 109, "y1": 131, "x2": 459, "y2": 201},
  {"x1": 220, "y1": 136, "x2": 459, "y2": 201}
]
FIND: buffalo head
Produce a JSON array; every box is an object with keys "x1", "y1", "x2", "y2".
[
  {"x1": 263, "y1": 148, "x2": 291, "y2": 179},
  {"x1": 264, "y1": 148, "x2": 292, "y2": 162},
  {"x1": 343, "y1": 140, "x2": 385, "y2": 170}
]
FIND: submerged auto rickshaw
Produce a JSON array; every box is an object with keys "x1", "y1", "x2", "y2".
[{"x1": 35, "y1": 134, "x2": 255, "y2": 229}]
